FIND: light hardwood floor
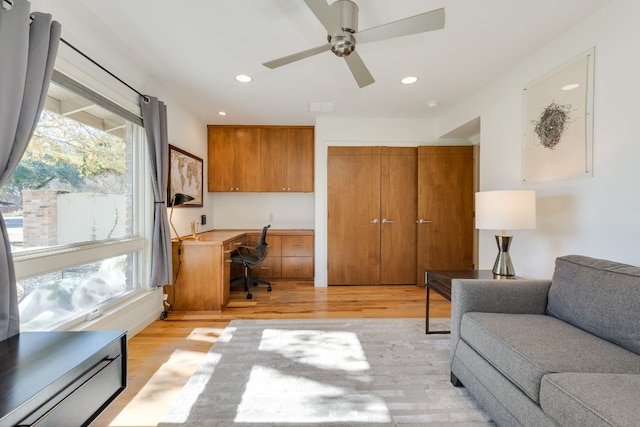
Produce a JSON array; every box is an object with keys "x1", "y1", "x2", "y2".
[{"x1": 91, "y1": 282, "x2": 450, "y2": 427}]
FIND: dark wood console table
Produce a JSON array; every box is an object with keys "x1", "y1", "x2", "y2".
[
  {"x1": 425, "y1": 270, "x2": 497, "y2": 334},
  {"x1": 0, "y1": 330, "x2": 127, "y2": 426}
]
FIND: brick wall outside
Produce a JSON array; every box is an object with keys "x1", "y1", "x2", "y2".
[{"x1": 22, "y1": 189, "x2": 63, "y2": 248}]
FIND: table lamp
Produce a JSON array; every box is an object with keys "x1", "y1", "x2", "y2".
[
  {"x1": 475, "y1": 190, "x2": 536, "y2": 277},
  {"x1": 169, "y1": 192, "x2": 194, "y2": 242}
]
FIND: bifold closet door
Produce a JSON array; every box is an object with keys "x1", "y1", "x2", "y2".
[
  {"x1": 328, "y1": 147, "x2": 381, "y2": 285},
  {"x1": 380, "y1": 147, "x2": 417, "y2": 284}
]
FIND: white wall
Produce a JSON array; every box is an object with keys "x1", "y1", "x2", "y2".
[
  {"x1": 438, "y1": 0, "x2": 640, "y2": 278},
  {"x1": 29, "y1": 0, "x2": 209, "y2": 333}
]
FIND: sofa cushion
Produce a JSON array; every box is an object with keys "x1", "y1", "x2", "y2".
[
  {"x1": 547, "y1": 255, "x2": 640, "y2": 354},
  {"x1": 540, "y1": 373, "x2": 640, "y2": 427},
  {"x1": 460, "y1": 312, "x2": 640, "y2": 403}
]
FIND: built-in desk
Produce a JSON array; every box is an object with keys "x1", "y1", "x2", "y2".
[{"x1": 166, "y1": 229, "x2": 314, "y2": 311}]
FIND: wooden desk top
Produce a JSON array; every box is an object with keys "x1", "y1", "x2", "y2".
[{"x1": 174, "y1": 229, "x2": 314, "y2": 246}]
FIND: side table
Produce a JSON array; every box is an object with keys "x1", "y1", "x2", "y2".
[{"x1": 425, "y1": 270, "x2": 499, "y2": 334}]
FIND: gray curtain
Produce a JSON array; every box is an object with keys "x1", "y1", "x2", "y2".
[
  {"x1": 0, "y1": 1, "x2": 61, "y2": 340},
  {"x1": 141, "y1": 96, "x2": 172, "y2": 289}
]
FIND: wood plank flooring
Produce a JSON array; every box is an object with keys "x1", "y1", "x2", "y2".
[{"x1": 91, "y1": 282, "x2": 450, "y2": 427}]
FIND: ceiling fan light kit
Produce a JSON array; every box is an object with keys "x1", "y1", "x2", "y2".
[{"x1": 263, "y1": 0, "x2": 445, "y2": 88}]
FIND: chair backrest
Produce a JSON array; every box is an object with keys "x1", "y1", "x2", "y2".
[{"x1": 254, "y1": 224, "x2": 271, "y2": 261}]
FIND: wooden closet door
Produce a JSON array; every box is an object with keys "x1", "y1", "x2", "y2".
[
  {"x1": 327, "y1": 147, "x2": 381, "y2": 285},
  {"x1": 380, "y1": 147, "x2": 417, "y2": 284},
  {"x1": 416, "y1": 146, "x2": 474, "y2": 284}
]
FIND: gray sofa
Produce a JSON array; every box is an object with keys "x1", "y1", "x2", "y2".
[{"x1": 450, "y1": 255, "x2": 640, "y2": 426}]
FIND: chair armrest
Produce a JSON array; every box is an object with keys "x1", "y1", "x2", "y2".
[{"x1": 450, "y1": 279, "x2": 552, "y2": 362}]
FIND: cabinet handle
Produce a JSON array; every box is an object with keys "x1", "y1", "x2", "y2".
[
  {"x1": 260, "y1": 266, "x2": 271, "y2": 270},
  {"x1": 229, "y1": 187, "x2": 234, "y2": 191},
  {"x1": 370, "y1": 218, "x2": 379, "y2": 224},
  {"x1": 382, "y1": 218, "x2": 394, "y2": 224},
  {"x1": 293, "y1": 244, "x2": 302, "y2": 248},
  {"x1": 234, "y1": 242, "x2": 243, "y2": 246},
  {"x1": 293, "y1": 266, "x2": 301, "y2": 269},
  {"x1": 417, "y1": 219, "x2": 432, "y2": 224},
  {"x1": 235, "y1": 187, "x2": 239, "y2": 191}
]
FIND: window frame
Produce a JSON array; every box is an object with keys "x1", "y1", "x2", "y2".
[{"x1": 11, "y1": 69, "x2": 153, "y2": 330}]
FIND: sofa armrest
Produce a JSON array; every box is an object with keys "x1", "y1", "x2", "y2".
[{"x1": 450, "y1": 279, "x2": 552, "y2": 362}]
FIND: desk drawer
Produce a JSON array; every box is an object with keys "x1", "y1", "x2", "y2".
[
  {"x1": 282, "y1": 257, "x2": 314, "y2": 279},
  {"x1": 249, "y1": 256, "x2": 281, "y2": 279}
]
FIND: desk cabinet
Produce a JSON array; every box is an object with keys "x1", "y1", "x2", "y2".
[
  {"x1": 168, "y1": 232, "x2": 248, "y2": 311},
  {"x1": 0, "y1": 331, "x2": 126, "y2": 427},
  {"x1": 248, "y1": 231, "x2": 314, "y2": 281}
]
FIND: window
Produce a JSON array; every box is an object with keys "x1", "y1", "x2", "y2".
[{"x1": 1, "y1": 73, "x2": 149, "y2": 331}]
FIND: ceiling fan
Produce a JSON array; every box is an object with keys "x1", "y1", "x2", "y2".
[{"x1": 262, "y1": 0, "x2": 445, "y2": 88}]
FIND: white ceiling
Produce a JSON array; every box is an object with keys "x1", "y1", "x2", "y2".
[{"x1": 63, "y1": 0, "x2": 611, "y2": 127}]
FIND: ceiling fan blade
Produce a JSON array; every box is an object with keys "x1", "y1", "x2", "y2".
[
  {"x1": 263, "y1": 44, "x2": 330, "y2": 69},
  {"x1": 304, "y1": 0, "x2": 344, "y2": 35},
  {"x1": 355, "y1": 7, "x2": 445, "y2": 44},
  {"x1": 344, "y1": 51, "x2": 375, "y2": 88}
]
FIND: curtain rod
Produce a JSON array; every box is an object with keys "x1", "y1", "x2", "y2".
[{"x1": 60, "y1": 37, "x2": 148, "y2": 101}]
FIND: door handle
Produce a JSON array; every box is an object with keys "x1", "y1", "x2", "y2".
[
  {"x1": 382, "y1": 218, "x2": 394, "y2": 224},
  {"x1": 416, "y1": 219, "x2": 432, "y2": 224},
  {"x1": 370, "y1": 218, "x2": 379, "y2": 224}
]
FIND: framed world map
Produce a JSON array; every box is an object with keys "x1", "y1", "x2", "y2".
[{"x1": 168, "y1": 144, "x2": 203, "y2": 207}]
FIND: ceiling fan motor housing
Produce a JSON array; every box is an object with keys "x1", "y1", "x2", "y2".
[{"x1": 328, "y1": 0, "x2": 358, "y2": 57}]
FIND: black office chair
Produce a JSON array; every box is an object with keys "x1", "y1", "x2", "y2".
[{"x1": 230, "y1": 225, "x2": 272, "y2": 299}]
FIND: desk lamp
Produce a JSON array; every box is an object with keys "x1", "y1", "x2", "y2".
[
  {"x1": 475, "y1": 190, "x2": 536, "y2": 277},
  {"x1": 169, "y1": 192, "x2": 194, "y2": 242}
]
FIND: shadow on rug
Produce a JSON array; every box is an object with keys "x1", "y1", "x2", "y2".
[{"x1": 159, "y1": 318, "x2": 493, "y2": 426}]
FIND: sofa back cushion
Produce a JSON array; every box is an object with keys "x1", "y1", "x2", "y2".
[{"x1": 547, "y1": 255, "x2": 640, "y2": 355}]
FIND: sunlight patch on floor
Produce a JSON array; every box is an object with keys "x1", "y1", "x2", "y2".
[
  {"x1": 108, "y1": 349, "x2": 209, "y2": 426},
  {"x1": 259, "y1": 328, "x2": 370, "y2": 371},
  {"x1": 186, "y1": 326, "x2": 225, "y2": 344},
  {"x1": 235, "y1": 365, "x2": 391, "y2": 424}
]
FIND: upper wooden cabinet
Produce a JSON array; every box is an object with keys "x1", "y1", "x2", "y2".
[
  {"x1": 208, "y1": 125, "x2": 314, "y2": 192},
  {"x1": 207, "y1": 126, "x2": 261, "y2": 192}
]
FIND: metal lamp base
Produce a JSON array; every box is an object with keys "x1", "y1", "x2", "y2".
[{"x1": 492, "y1": 235, "x2": 516, "y2": 277}]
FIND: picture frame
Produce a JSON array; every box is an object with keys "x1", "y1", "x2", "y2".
[
  {"x1": 168, "y1": 144, "x2": 203, "y2": 207},
  {"x1": 522, "y1": 48, "x2": 595, "y2": 183}
]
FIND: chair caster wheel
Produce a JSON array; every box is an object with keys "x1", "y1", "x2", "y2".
[
  {"x1": 267, "y1": 286, "x2": 272, "y2": 292},
  {"x1": 247, "y1": 293, "x2": 253, "y2": 299}
]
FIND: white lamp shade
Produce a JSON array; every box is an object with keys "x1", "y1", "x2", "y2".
[{"x1": 475, "y1": 190, "x2": 536, "y2": 231}]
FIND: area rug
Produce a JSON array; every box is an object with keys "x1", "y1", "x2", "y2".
[{"x1": 159, "y1": 318, "x2": 493, "y2": 426}]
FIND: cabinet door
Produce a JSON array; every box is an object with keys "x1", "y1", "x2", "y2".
[
  {"x1": 416, "y1": 146, "x2": 474, "y2": 283},
  {"x1": 286, "y1": 127, "x2": 314, "y2": 192},
  {"x1": 234, "y1": 128, "x2": 261, "y2": 192},
  {"x1": 207, "y1": 126, "x2": 235, "y2": 192},
  {"x1": 380, "y1": 147, "x2": 417, "y2": 284},
  {"x1": 260, "y1": 127, "x2": 288, "y2": 192},
  {"x1": 327, "y1": 147, "x2": 381, "y2": 285}
]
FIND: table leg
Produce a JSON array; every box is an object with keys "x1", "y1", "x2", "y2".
[{"x1": 425, "y1": 287, "x2": 430, "y2": 334}]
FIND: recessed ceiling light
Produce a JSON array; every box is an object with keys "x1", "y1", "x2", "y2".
[
  {"x1": 427, "y1": 101, "x2": 439, "y2": 108},
  {"x1": 218, "y1": 111, "x2": 227, "y2": 116},
  {"x1": 235, "y1": 74, "x2": 252, "y2": 83},
  {"x1": 561, "y1": 83, "x2": 580, "y2": 91},
  {"x1": 401, "y1": 76, "x2": 418, "y2": 85}
]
